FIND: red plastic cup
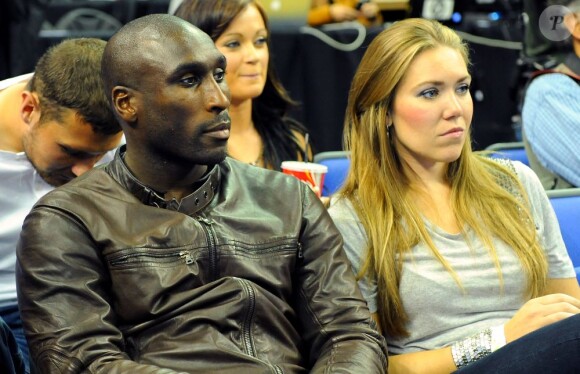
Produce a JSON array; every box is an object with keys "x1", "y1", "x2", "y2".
[{"x1": 281, "y1": 161, "x2": 328, "y2": 198}]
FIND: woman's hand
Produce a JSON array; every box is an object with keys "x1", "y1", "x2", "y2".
[{"x1": 504, "y1": 293, "x2": 580, "y2": 343}]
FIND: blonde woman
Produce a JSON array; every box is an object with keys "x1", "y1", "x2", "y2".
[{"x1": 329, "y1": 18, "x2": 580, "y2": 373}]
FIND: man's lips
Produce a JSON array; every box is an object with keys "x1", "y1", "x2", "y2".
[{"x1": 204, "y1": 121, "x2": 231, "y2": 140}]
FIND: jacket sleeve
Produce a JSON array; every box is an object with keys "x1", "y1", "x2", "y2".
[
  {"x1": 294, "y1": 185, "x2": 388, "y2": 373},
  {"x1": 16, "y1": 206, "x2": 187, "y2": 374}
]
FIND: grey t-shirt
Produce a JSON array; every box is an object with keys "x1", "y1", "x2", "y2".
[{"x1": 328, "y1": 161, "x2": 575, "y2": 354}]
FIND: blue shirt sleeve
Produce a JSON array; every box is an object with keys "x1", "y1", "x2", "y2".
[{"x1": 522, "y1": 73, "x2": 580, "y2": 186}]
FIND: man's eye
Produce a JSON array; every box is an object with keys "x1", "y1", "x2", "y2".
[
  {"x1": 60, "y1": 146, "x2": 97, "y2": 159},
  {"x1": 214, "y1": 69, "x2": 225, "y2": 82},
  {"x1": 181, "y1": 76, "x2": 200, "y2": 86}
]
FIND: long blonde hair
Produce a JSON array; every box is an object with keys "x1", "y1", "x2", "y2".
[{"x1": 340, "y1": 18, "x2": 548, "y2": 338}]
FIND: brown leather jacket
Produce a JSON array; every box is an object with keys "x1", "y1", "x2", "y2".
[{"x1": 16, "y1": 148, "x2": 387, "y2": 373}]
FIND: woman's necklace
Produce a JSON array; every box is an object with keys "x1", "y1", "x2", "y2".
[{"x1": 249, "y1": 147, "x2": 264, "y2": 167}]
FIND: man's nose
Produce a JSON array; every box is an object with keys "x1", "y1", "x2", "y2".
[
  {"x1": 70, "y1": 157, "x2": 99, "y2": 177},
  {"x1": 204, "y1": 80, "x2": 230, "y2": 113}
]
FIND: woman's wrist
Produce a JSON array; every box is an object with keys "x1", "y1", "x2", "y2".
[
  {"x1": 451, "y1": 328, "x2": 492, "y2": 369},
  {"x1": 490, "y1": 324, "x2": 507, "y2": 352},
  {"x1": 451, "y1": 324, "x2": 507, "y2": 369}
]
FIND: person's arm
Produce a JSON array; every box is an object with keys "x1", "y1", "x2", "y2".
[
  {"x1": 360, "y1": 1, "x2": 381, "y2": 19},
  {"x1": 544, "y1": 278, "x2": 580, "y2": 299},
  {"x1": 294, "y1": 185, "x2": 387, "y2": 373},
  {"x1": 16, "y1": 205, "x2": 186, "y2": 374},
  {"x1": 381, "y1": 292, "x2": 580, "y2": 374},
  {"x1": 388, "y1": 348, "x2": 455, "y2": 374},
  {"x1": 307, "y1": 0, "x2": 360, "y2": 26},
  {"x1": 307, "y1": 1, "x2": 333, "y2": 26},
  {"x1": 515, "y1": 160, "x2": 580, "y2": 298},
  {"x1": 385, "y1": 164, "x2": 580, "y2": 374},
  {"x1": 366, "y1": 313, "x2": 459, "y2": 374},
  {"x1": 368, "y1": 313, "x2": 458, "y2": 374},
  {"x1": 522, "y1": 74, "x2": 580, "y2": 187}
]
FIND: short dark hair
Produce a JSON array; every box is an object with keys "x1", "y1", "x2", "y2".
[
  {"x1": 101, "y1": 14, "x2": 198, "y2": 104},
  {"x1": 28, "y1": 38, "x2": 121, "y2": 135}
]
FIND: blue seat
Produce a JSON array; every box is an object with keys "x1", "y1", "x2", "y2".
[
  {"x1": 546, "y1": 188, "x2": 580, "y2": 282},
  {"x1": 313, "y1": 151, "x2": 350, "y2": 197},
  {"x1": 486, "y1": 141, "x2": 529, "y2": 166}
]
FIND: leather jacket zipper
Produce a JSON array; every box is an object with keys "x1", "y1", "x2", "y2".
[
  {"x1": 196, "y1": 216, "x2": 218, "y2": 280},
  {"x1": 239, "y1": 278, "x2": 256, "y2": 357},
  {"x1": 237, "y1": 278, "x2": 285, "y2": 374},
  {"x1": 110, "y1": 250, "x2": 189, "y2": 266},
  {"x1": 179, "y1": 251, "x2": 194, "y2": 264}
]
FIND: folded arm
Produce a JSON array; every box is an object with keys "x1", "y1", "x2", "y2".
[
  {"x1": 374, "y1": 287, "x2": 580, "y2": 374},
  {"x1": 16, "y1": 206, "x2": 186, "y2": 374},
  {"x1": 295, "y1": 185, "x2": 388, "y2": 372}
]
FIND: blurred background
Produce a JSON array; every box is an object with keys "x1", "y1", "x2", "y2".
[{"x1": 1, "y1": 0, "x2": 565, "y2": 152}]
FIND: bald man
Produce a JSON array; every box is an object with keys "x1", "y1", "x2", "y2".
[{"x1": 16, "y1": 14, "x2": 387, "y2": 373}]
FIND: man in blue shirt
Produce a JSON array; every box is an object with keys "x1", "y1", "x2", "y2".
[{"x1": 522, "y1": 0, "x2": 580, "y2": 189}]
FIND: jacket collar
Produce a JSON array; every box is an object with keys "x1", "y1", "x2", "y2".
[{"x1": 105, "y1": 145, "x2": 220, "y2": 215}]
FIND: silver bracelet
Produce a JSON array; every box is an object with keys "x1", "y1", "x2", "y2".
[
  {"x1": 451, "y1": 328, "x2": 492, "y2": 369},
  {"x1": 490, "y1": 324, "x2": 507, "y2": 352}
]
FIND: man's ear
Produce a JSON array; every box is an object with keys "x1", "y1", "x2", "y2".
[
  {"x1": 20, "y1": 91, "x2": 41, "y2": 127},
  {"x1": 112, "y1": 86, "x2": 138, "y2": 125}
]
